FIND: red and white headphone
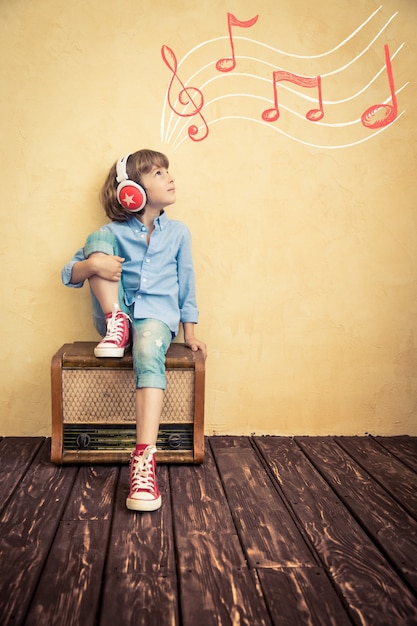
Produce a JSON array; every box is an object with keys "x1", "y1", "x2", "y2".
[{"x1": 116, "y1": 155, "x2": 147, "y2": 212}]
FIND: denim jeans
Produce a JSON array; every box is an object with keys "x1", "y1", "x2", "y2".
[
  {"x1": 84, "y1": 229, "x2": 172, "y2": 389},
  {"x1": 130, "y1": 318, "x2": 172, "y2": 389}
]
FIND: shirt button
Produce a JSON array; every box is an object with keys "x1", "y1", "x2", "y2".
[
  {"x1": 141, "y1": 226, "x2": 146, "y2": 231},
  {"x1": 146, "y1": 258, "x2": 150, "y2": 263}
]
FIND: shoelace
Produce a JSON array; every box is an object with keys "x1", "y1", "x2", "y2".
[
  {"x1": 103, "y1": 310, "x2": 129, "y2": 344},
  {"x1": 130, "y1": 446, "x2": 157, "y2": 493}
]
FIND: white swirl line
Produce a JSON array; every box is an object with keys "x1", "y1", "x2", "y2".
[
  {"x1": 172, "y1": 110, "x2": 405, "y2": 151},
  {"x1": 177, "y1": 6, "x2": 384, "y2": 66},
  {"x1": 166, "y1": 46, "x2": 407, "y2": 145},
  {"x1": 169, "y1": 80, "x2": 408, "y2": 149}
]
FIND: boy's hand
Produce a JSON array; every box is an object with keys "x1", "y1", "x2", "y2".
[
  {"x1": 184, "y1": 335, "x2": 207, "y2": 360},
  {"x1": 90, "y1": 252, "x2": 125, "y2": 282}
]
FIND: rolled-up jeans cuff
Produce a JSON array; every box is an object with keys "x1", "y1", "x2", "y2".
[
  {"x1": 84, "y1": 231, "x2": 118, "y2": 258},
  {"x1": 136, "y1": 374, "x2": 167, "y2": 389}
]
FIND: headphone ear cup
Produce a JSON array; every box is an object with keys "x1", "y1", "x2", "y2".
[{"x1": 116, "y1": 180, "x2": 147, "y2": 212}]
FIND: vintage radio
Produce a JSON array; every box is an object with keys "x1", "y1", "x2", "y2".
[{"x1": 51, "y1": 342, "x2": 205, "y2": 464}]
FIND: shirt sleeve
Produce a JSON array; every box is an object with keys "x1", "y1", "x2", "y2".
[
  {"x1": 177, "y1": 227, "x2": 199, "y2": 323},
  {"x1": 61, "y1": 247, "x2": 86, "y2": 288}
]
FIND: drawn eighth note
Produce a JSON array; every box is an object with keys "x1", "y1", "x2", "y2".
[
  {"x1": 216, "y1": 12, "x2": 259, "y2": 72},
  {"x1": 262, "y1": 71, "x2": 324, "y2": 123}
]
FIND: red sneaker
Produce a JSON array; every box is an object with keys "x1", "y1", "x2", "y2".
[
  {"x1": 94, "y1": 304, "x2": 130, "y2": 357},
  {"x1": 126, "y1": 445, "x2": 161, "y2": 512}
]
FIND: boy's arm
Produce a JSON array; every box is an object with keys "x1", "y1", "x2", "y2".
[
  {"x1": 70, "y1": 253, "x2": 125, "y2": 285},
  {"x1": 177, "y1": 227, "x2": 207, "y2": 358}
]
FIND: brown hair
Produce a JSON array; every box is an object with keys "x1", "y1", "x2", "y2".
[{"x1": 99, "y1": 149, "x2": 170, "y2": 222}]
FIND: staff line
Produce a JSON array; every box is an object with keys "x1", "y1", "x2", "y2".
[
  {"x1": 176, "y1": 11, "x2": 397, "y2": 84},
  {"x1": 169, "y1": 85, "x2": 407, "y2": 149},
  {"x1": 176, "y1": 6, "x2": 385, "y2": 68},
  {"x1": 171, "y1": 111, "x2": 405, "y2": 151}
]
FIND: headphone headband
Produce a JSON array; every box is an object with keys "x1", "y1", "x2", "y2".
[{"x1": 116, "y1": 155, "x2": 130, "y2": 184}]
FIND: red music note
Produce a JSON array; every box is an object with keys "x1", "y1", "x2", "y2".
[
  {"x1": 361, "y1": 44, "x2": 397, "y2": 129},
  {"x1": 161, "y1": 45, "x2": 209, "y2": 142},
  {"x1": 262, "y1": 71, "x2": 324, "y2": 123},
  {"x1": 216, "y1": 12, "x2": 259, "y2": 73}
]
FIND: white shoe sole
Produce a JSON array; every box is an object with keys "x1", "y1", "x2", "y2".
[
  {"x1": 126, "y1": 495, "x2": 162, "y2": 512},
  {"x1": 94, "y1": 346, "x2": 126, "y2": 358}
]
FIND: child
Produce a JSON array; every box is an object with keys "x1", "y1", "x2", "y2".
[{"x1": 61, "y1": 149, "x2": 207, "y2": 512}]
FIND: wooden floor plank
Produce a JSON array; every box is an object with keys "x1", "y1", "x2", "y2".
[
  {"x1": 177, "y1": 539, "x2": 272, "y2": 626},
  {"x1": 99, "y1": 464, "x2": 179, "y2": 626},
  {"x1": 168, "y1": 438, "x2": 237, "y2": 534},
  {"x1": 255, "y1": 436, "x2": 417, "y2": 626},
  {"x1": 210, "y1": 436, "x2": 316, "y2": 568},
  {"x1": 171, "y1": 443, "x2": 272, "y2": 626},
  {"x1": 61, "y1": 465, "x2": 119, "y2": 521},
  {"x1": 24, "y1": 520, "x2": 111, "y2": 626},
  {"x1": 336, "y1": 436, "x2": 417, "y2": 520},
  {"x1": 23, "y1": 466, "x2": 120, "y2": 625},
  {"x1": 0, "y1": 437, "x2": 44, "y2": 515},
  {"x1": 373, "y1": 436, "x2": 417, "y2": 473},
  {"x1": 0, "y1": 441, "x2": 78, "y2": 626},
  {"x1": 258, "y1": 567, "x2": 352, "y2": 626},
  {"x1": 296, "y1": 436, "x2": 417, "y2": 593}
]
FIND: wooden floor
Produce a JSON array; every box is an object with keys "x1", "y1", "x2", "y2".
[{"x1": 0, "y1": 436, "x2": 417, "y2": 626}]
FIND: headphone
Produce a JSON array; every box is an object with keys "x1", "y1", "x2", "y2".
[{"x1": 116, "y1": 155, "x2": 147, "y2": 212}]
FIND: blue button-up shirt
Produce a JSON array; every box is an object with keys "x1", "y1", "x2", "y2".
[{"x1": 61, "y1": 212, "x2": 199, "y2": 336}]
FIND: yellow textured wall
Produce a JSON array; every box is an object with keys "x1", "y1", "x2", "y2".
[{"x1": 1, "y1": 0, "x2": 416, "y2": 436}]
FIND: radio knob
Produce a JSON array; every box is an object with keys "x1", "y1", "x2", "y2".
[
  {"x1": 168, "y1": 433, "x2": 182, "y2": 449},
  {"x1": 76, "y1": 433, "x2": 91, "y2": 449}
]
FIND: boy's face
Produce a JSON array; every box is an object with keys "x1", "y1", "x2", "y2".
[{"x1": 141, "y1": 165, "x2": 176, "y2": 210}]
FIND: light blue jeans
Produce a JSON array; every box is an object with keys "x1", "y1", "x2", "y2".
[{"x1": 84, "y1": 230, "x2": 172, "y2": 390}]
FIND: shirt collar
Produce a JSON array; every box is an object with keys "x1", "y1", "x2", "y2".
[
  {"x1": 128, "y1": 210, "x2": 169, "y2": 232},
  {"x1": 154, "y1": 211, "x2": 169, "y2": 230}
]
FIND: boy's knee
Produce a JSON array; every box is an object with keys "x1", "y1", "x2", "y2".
[
  {"x1": 134, "y1": 331, "x2": 163, "y2": 361},
  {"x1": 133, "y1": 321, "x2": 170, "y2": 366}
]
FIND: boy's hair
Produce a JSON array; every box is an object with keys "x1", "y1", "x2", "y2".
[{"x1": 100, "y1": 149, "x2": 169, "y2": 222}]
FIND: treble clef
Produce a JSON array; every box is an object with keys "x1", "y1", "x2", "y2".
[{"x1": 161, "y1": 45, "x2": 209, "y2": 142}]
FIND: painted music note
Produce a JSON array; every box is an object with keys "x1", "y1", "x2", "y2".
[
  {"x1": 361, "y1": 44, "x2": 397, "y2": 129},
  {"x1": 161, "y1": 44, "x2": 209, "y2": 142},
  {"x1": 262, "y1": 71, "x2": 324, "y2": 123},
  {"x1": 216, "y1": 12, "x2": 259, "y2": 72}
]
